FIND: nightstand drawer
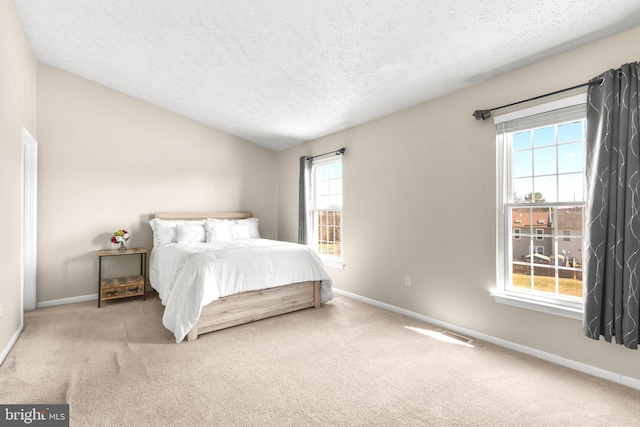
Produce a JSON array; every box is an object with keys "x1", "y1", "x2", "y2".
[
  {"x1": 100, "y1": 276, "x2": 144, "y2": 300},
  {"x1": 123, "y1": 283, "x2": 144, "y2": 296},
  {"x1": 100, "y1": 285, "x2": 123, "y2": 299}
]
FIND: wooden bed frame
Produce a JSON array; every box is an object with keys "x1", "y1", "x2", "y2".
[{"x1": 152, "y1": 212, "x2": 322, "y2": 341}]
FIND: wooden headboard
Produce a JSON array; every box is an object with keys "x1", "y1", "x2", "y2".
[{"x1": 153, "y1": 212, "x2": 252, "y2": 221}]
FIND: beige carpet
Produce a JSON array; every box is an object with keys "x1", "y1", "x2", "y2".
[{"x1": 2, "y1": 293, "x2": 640, "y2": 426}]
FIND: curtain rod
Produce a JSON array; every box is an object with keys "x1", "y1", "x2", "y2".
[
  {"x1": 472, "y1": 78, "x2": 603, "y2": 121},
  {"x1": 309, "y1": 147, "x2": 346, "y2": 159}
]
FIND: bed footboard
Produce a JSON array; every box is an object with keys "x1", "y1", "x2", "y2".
[{"x1": 186, "y1": 281, "x2": 321, "y2": 341}]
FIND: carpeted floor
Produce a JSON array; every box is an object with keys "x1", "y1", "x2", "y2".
[{"x1": 1, "y1": 293, "x2": 640, "y2": 426}]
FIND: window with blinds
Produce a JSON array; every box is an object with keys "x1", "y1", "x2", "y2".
[
  {"x1": 312, "y1": 157, "x2": 343, "y2": 266},
  {"x1": 494, "y1": 95, "x2": 586, "y2": 317}
]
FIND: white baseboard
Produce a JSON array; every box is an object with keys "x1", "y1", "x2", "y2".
[
  {"x1": 37, "y1": 293, "x2": 98, "y2": 308},
  {"x1": 333, "y1": 288, "x2": 640, "y2": 391},
  {"x1": 0, "y1": 326, "x2": 22, "y2": 367}
]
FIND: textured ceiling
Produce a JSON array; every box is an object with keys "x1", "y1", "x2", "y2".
[{"x1": 12, "y1": 1, "x2": 640, "y2": 151}]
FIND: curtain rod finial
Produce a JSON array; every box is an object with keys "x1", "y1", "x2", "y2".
[
  {"x1": 337, "y1": 147, "x2": 346, "y2": 155},
  {"x1": 473, "y1": 110, "x2": 491, "y2": 120}
]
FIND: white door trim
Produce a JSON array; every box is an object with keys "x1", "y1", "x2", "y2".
[{"x1": 22, "y1": 128, "x2": 37, "y2": 312}]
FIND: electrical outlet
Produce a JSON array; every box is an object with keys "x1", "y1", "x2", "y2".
[
  {"x1": 0, "y1": 303, "x2": 3, "y2": 317},
  {"x1": 404, "y1": 275, "x2": 412, "y2": 287}
]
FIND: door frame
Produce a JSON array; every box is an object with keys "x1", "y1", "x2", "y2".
[{"x1": 22, "y1": 127, "x2": 37, "y2": 312}]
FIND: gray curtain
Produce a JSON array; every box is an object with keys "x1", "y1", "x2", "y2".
[
  {"x1": 584, "y1": 62, "x2": 640, "y2": 348},
  {"x1": 298, "y1": 156, "x2": 313, "y2": 244}
]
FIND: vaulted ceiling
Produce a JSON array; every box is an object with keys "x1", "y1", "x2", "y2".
[{"x1": 13, "y1": 1, "x2": 640, "y2": 151}]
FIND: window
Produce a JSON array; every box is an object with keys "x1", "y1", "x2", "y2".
[
  {"x1": 494, "y1": 95, "x2": 586, "y2": 319},
  {"x1": 312, "y1": 157, "x2": 343, "y2": 267}
]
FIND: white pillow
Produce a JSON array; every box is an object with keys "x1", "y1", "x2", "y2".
[
  {"x1": 149, "y1": 219, "x2": 205, "y2": 246},
  {"x1": 149, "y1": 219, "x2": 178, "y2": 246},
  {"x1": 235, "y1": 218, "x2": 260, "y2": 239},
  {"x1": 176, "y1": 223, "x2": 206, "y2": 244},
  {"x1": 229, "y1": 222, "x2": 251, "y2": 240},
  {"x1": 205, "y1": 219, "x2": 232, "y2": 243}
]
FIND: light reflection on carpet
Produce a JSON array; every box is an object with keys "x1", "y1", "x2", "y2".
[{"x1": 405, "y1": 326, "x2": 475, "y2": 348}]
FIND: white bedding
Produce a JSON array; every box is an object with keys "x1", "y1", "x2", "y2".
[{"x1": 150, "y1": 239, "x2": 333, "y2": 342}]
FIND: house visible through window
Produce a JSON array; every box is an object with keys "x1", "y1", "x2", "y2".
[
  {"x1": 312, "y1": 157, "x2": 343, "y2": 266},
  {"x1": 495, "y1": 95, "x2": 586, "y2": 318}
]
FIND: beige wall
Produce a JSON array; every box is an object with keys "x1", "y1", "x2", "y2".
[
  {"x1": 277, "y1": 27, "x2": 640, "y2": 380},
  {"x1": 36, "y1": 64, "x2": 277, "y2": 303},
  {"x1": 0, "y1": 0, "x2": 37, "y2": 356}
]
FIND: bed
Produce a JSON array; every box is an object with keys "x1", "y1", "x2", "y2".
[{"x1": 149, "y1": 212, "x2": 333, "y2": 342}]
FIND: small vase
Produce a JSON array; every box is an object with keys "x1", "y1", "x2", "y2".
[{"x1": 118, "y1": 241, "x2": 127, "y2": 251}]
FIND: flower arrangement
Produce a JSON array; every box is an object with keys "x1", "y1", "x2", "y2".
[{"x1": 111, "y1": 229, "x2": 130, "y2": 250}]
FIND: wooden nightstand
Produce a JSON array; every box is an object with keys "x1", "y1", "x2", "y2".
[{"x1": 98, "y1": 247, "x2": 147, "y2": 307}]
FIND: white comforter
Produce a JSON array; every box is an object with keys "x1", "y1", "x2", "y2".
[{"x1": 150, "y1": 239, "x2": 333, "y2": 342}]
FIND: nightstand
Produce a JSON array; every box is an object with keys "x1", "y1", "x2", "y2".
[{"x1": 98, "y1": 247, "x2": 147, "y2": 307}]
